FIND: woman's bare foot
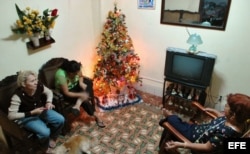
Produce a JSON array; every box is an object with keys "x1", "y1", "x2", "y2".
[
  {"x1": 72, "y1": 106, "x2": 80, "y2": 110},
  {"x1": 49, "y1": 139, "x2": 57, "y2": 148},
  {"x1": 162, "y1": 108, "x2": 173, "y2": 117}
]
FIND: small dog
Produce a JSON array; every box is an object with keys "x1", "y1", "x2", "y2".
[{"x1": 54, "y1": 135, "x2": 95, "y2": 154}]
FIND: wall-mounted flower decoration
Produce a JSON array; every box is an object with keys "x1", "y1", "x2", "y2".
[{"x1": 12, "y1": 4, "x2": 59, "y2": 37}]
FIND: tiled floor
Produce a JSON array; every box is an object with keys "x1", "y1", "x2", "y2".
[
  {"x1": 67, "y1": 90, "x2": 163, "y2": 126},
  {"x1": 137, "y1": 90, "x2": 162, "y2": 108}
]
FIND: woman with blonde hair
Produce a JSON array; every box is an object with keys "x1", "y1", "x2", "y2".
[{"x1": 8, "y1": 70, "x2": 65, "y2": 153}]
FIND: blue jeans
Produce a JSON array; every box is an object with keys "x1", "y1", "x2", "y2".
[{"x1": 18, "y1": 109, "x2": 65, "y2": 148}]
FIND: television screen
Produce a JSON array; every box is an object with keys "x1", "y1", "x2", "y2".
[
  {"x1": 172, "y1": 55, "x2": 204, "y2": 80},
  {"x1": 164, "y1": 48, "x2": 216, "y2": 89}
]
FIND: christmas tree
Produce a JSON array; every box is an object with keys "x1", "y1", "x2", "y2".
[{"x1": 93, "y1": 4, "x2": 141, "y2": 110}]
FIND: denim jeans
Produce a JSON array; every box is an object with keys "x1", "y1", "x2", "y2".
[{"x1": 18, "y1": 109, "x2": 65, "y2": 148}]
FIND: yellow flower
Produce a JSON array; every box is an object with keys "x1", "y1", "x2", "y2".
[
  {"x1": 12, "y1": 4, "x2": 58, "y2": 37},
  {"x1": 50, "y1": 21, "x2": 56, "y2": 28}
]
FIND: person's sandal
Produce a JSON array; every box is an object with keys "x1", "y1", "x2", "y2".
[
  {"x1": 45, "y1": 147, "x2": 54, "y2": 154},
  {"x1": 70, "y1": 108, "x2": 80, "y2": 116},
  {"x1": 49, "y1": 139, "x2": 56, "y2": 148},
  {"x1": 96, "y1": 121, "x2": 106, "y2": 128}
]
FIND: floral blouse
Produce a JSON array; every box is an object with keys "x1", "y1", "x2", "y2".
[{"x1": 191, "y1": 116, "x2": 242, "y2": 148}]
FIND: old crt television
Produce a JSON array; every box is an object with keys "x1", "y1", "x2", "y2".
[{"x1": 164, "y1": 47, "x2": 216, "y2": 89}]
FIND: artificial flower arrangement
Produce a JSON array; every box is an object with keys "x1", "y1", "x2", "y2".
[
  {"x1": 12, "y1": 4, "x2": 58, "y2": 37},
  {"x1": 42, "y1": 8, "x2": 58, "y2": 31}
]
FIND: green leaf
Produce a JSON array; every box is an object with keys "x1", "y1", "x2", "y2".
[
  {"x1": 50, "y1": 15, "x2": 59, "y2": 23},
  {"x1": 15, "y1": 4, "x2": 25, "y2": 20},
  {"x1": 43, "y1": 9, "x2": 49, "y2": 16},
  {"x1": 12, "y1": 28, "x2": 26, "y2": 34}
]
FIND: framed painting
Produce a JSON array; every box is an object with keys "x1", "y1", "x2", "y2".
[{"x1": 138, "y1": 0, "x2": 156, "y2": 9}]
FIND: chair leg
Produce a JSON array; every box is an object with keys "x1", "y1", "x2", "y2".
[
  {"x1": 61, "y1": 114, "x2": 72, "y2": 135},
  {"x1": 61, "y1": 125, "x2": 69, "y2": 136}
]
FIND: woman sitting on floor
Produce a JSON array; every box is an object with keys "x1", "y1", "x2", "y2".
[
  {"x1": 55, "y1": 59, "x2": 105, "y2": 128},
  {"x1": 159, "y1": 93, "x2": 250, "y2": 153}
]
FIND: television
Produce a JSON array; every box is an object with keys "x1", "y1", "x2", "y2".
[{"x1": 164, "y1": 47, "x2": 216, "y2": 89}]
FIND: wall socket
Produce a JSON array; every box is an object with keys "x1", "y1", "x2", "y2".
[{"x1": 218, "y1": 96, "x2": 222, "y2": 102}]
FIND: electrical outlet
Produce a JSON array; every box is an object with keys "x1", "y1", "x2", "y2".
[{"x1": 218, "y1": 96, "x2": 222, "y2": 102}]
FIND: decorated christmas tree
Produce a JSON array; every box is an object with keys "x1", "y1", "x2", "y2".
[{"x1": 93, "y1": 4, "x2": 142, "y2": 110}]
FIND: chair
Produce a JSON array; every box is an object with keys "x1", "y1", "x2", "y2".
[
  {"x1": 158, "y1": 101, "x2": 250, "y2": 154},
  {"x1": 38, "y1": 57, "x2": 99, "y2": 134},
  {"x1": 0, "y1": 74, "x2": 44, "y2": 153}
]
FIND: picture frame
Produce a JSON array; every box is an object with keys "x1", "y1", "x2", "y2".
[
  {"x1": 138, "y1": 0, "x2": 156, "y2": 9},
  {"x1": 160, "y1": 0, "x2": 231, "y2": 30}
]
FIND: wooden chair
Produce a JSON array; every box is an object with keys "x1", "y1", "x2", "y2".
[
  {"x1": 0, "y1": 74, "x2": 44, "y2": 153},
  {"x1": 158, "y1": 101, "x2": 250, "y2": 154},
  {"x1": 38, "y1": 57, "x2": 99, "y2": 134}
]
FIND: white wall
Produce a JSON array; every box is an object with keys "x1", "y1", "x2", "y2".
[{"x1": 0, "y1": 0, "x2": 250, "y2": 109}]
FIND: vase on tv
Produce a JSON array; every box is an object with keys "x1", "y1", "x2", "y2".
[{"x1": 30, "y1": 33, "x2": 40, "y2": 47}]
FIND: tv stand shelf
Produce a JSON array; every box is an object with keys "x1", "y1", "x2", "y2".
[
  {"x1": 162, "y1": 47, "x2": 216, "y2": 116},
  {"x1": 162, "y1": 80, "x2": 207, "y2": 116}
]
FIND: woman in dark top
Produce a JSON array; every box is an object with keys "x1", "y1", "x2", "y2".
[
  {"x1": 55, "y1": 59, "x2": 105, "y2": 128},
  {"x1": 159, "y1": 93, "x2": 250, "y2": 153},
  {"x1": 8, "y1": 70, "x2": 65, "y2": 153}
]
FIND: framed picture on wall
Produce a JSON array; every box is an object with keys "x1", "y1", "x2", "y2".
[{"x1": 138, "y1": 0, "x2": 156, "y2": 9}]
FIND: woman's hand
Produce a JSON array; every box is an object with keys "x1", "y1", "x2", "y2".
[
  {"x1": 204, "y1": 108, "x2": 224, "y2": 117},
  {"x1": 31, "y1": 107, "x2": 47, "y2": 115},
  {"x1": 79, "y1": 76, "x2": 87, "y2": 90},
  {"x1": 165, "y1": 141, "x2": 183, "y2": 150},
  {"x1": 204, "y1": 107, "x2": 217, "y2": 112},
  {"x1": 165, "y1": 140, "x2": 213, "y2": 152},
  {"x1": 80, "y1": 82, "x2": 87, "y2": 90},
  {"x1": 45, "y1": 102, "x2": 55, "y2": 110},
  {"x1": 79, "y1": 92, "x2": 89, "y2": 101}
]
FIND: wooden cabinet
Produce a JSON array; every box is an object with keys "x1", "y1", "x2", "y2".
[
  {"x1": 162, "y1": 47, "x2": 216, "y2": 117},
  {"x1": 162, "y1": 78, "x2": 207, "y2": 117}
]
